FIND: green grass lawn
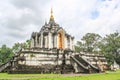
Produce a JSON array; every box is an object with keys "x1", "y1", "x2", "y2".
[{"x1": 0, "y1": 70, "x2": 120, "y2": 80}]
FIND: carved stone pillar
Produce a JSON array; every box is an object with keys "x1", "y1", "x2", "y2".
[
  {"x1": 35, "y1": 33, "x2": 38, "y2": 47},
  {"x1": 47, "y1": 35, "x2": 49, "y2": 48},
  {"x1": 45, "y1": 35, "x2": 48, "y2": 48},
  {"x1": 48, "y1": 32, "x2": 52, "y2": 48},
  {"x1": 52, "y1": 35, "x2": 55, "y2": 48},
  {"x1": 54, "y1": 35, "x2": 57, "y2": 48},
  {"x1": 39, "y1": 35, "x2": 41, "y2": 48},
  {"x1": 65, "y1": 36, "x2": 68, "y2": 49},
  {"x1": 67, "y1": 37, "x2": 70, "y2": 49},
  {"x1": 41, "y1": 33, "x2": 43, "y2": 48},
  {"x1": 44, "y1": 36, "x2": 47, "y2": 48},
  {"x1": 56, "y1": 34, "x2": 59, "y2": 49},
  {"x1": 31, "y1": 38, "x2": 34, "y2": 48}
]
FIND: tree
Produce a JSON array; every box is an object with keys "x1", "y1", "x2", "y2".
[
  {"x1": 75, "y1": 41, "x2": 83, "y2": 52},
  {"x1": 25, "y1": 39, "x2": 31, "y2": 48},
  {"x1": 81, "y1": 33, "x2": 101, "y2": 52},
  {"x1": 12, "y1": 42, "x2": 22, "y2": 53},
  {"x1": 22, "y1": 39, "x2": 31, "y2": 49},
  {"x1": 99, "y1": 32, "x2": 120, "y2": 66},
  {"x1": 0, "y1": 45, "x2": 13, "y2": 64},
  {"x1": 12, "y1": 39, "x2": 31, "y2": 53},
  {"x1": 75, "y1": 32, "x2": 120, "y2": 66}
]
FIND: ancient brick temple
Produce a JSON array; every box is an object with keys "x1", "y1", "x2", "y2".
[{"x1": 0, "y1": 9, "x2": 107, "y2": 73}]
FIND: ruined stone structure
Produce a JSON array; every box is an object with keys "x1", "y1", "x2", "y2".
[
  {"x1": 19, "y1": 9, "x2": 74, "y2": 67},
  {"x1": 10, "y1": 9, "x2": 75, "y2": 73},
  {"x1": 0, "y1": 9, "x2": 107, "y2": 74}
]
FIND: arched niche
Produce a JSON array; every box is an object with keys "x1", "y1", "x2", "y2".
[{"x1": 57, "y1": 29, "x2": 65, "y2": 49}]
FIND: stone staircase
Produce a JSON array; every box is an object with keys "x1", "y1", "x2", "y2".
[
  {"x1": 0, "y1": 49, "x2": 22, "y2": 73},
  {"x1": 0, "y1": 61, "x2": 11, "y2": 72},
  {"x1": 70, "y1": 54, "x2": 100, "y2": 73}
]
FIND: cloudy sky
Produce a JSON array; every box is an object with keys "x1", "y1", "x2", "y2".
[{"x1": 0, "y1": 0, "x2": 120, "y2": 47}]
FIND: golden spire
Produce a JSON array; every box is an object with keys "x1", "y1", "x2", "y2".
[{"x1": 50, "y1": 8, "x2": 54, "y2": 21}]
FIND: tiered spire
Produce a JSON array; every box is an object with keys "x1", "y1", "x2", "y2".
[{"x1": 50, "y1": 8, "x2": 54, "y2": 21}]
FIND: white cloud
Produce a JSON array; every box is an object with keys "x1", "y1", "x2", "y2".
[{"x1": 0, "y1": 0, "x2": 120, "y2": 47}]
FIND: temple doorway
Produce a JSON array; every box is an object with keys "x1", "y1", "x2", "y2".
[{"x1": 58, "y1": 33, "x2": 62, "y2": 49}]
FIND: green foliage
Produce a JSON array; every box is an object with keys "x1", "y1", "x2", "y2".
[
  {"x1": 100, "y1": 32, "x2": 120, "y2": 66},
  {"x1": 75, "y1": 41, "x2": 83, "y2": 52},
  {"x1": 0, "y1": 39, "x2": 32, "y2": 64},
  {"x1": 75, "y1": 33, "x2": 101, "y2": 53},
  {"x1": 12, "y1": 39, "x2": 31, "y2": 53},
  {"x1": 22, "y1": 39, "x2": 31, "y2": 48},
  {"x1": 75, "y1": 32, "x2": 120, "y2": 66},
  {"x1": 12, "y1": 42, "x2": 22, "y2": 53},
  {"x1": 0, "y1": 45, "x2": 13, "y2": 64},
  {"x1": 81, "y1": 33, "x2": 101, "y2": 52}
]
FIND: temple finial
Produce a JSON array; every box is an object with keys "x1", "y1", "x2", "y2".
[{"x1": 50, "y1": 8, "x2": 54, "y2": 21}]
